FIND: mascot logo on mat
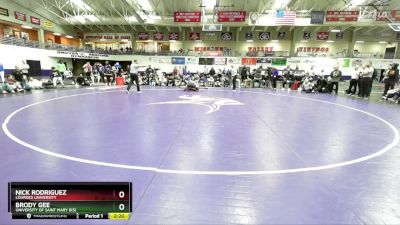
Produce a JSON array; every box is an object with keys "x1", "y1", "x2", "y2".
[{"x1": 149, "y1": 95, "x2": 244, "y2": 114}]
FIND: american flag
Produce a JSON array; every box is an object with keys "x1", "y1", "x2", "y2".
[{"x1": 275, "y1": 10, "x2": 296, "y2": 25}]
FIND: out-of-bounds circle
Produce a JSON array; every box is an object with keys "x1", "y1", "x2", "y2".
[{"x1": 2, "y1": 89, "x2": 399, "y2": 175}]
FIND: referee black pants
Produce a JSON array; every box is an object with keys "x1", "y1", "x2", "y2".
[{"x1": 127, "y1": 73, "x2": 140, "y2": 92}]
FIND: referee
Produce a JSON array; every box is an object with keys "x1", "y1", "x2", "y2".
[{"x1": 126, "y1": 60, "x2": 143, "y2": 94}]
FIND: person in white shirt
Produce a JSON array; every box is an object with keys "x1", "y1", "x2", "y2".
[
  {"x1": 359, "y1": 62, "x2": 374, "y2": 99},
  {"x1": 346, "y1": 65, "x2": 361, "y2": 95},
  {"x1": 126, "y1": 60, "x2": 144, "y2": 94}
]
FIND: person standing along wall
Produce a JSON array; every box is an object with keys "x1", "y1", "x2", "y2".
[
  {"x1": 358, "y1": 62, "x2": 374, "y2": 99},
  {"x1": 0, "y1": 62, "x2": 4, "y2": 83}
]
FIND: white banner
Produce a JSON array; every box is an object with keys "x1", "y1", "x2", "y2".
[
  {"x1": 185, "y1": 57, "x2": 198, "y2": 65},
  {"x1": 53, "y1": 51, "x2": 109, "y2": 59},
  {"x1": 84, "y1": 33, "x2": 131, "y2": 40}
]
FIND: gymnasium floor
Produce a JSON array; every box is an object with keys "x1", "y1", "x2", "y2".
[{"x1": 1, "y1": 85, "x2": 400, "y2": 224}]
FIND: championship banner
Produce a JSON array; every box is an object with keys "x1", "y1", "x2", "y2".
[
  {"x1": 218, "y1": 11, "x2": 246, "y2": 22},
  {"x1": 153, "y1": 32, "x2": 164, "y2": 41},
  {"x1": 14, "y1": 11, "x2": 26, "y2": 21},
  {"x1": 317, "y1": 32, "x2": 329, "y2": 40},
  {"x1": 0, "y1": 7, "x2": 9, "y2": 16},
  {"x1": 259, "y1": 32, "x2": 270, "y2": 40},
  {"x1": 189, "y1": 32, "x2": 201, "y2": 40},
  {"x1": 278, "y1": 32, "x2": 286, "y2": 39},
  {"x1": 221, "y1": 32, "x2": 232, "y2": 41},
  {"x1": 242, "y1": 58, "x2": 257, "y2": 65},
  {"x1": 303, "y1": 31, "x2": 311, "y2": 39},
  {"x1": 138, "y1": 32, "x2": 149, "y2": 40},
  {"x1": 310, "y1": 11, "x2": 325, "y2": 24},
  {"x1": 30, "y1": 16, "x2": 40, "y2": 25},
  {"x1": 336, "y1": 32, "x2": 344, "y2": 40},
  {"x1": 245, "y1": 32, "x2": 253, "y2": 40},
  {"x1": 326, "y1": 11, "x2": 359, "y2": 22},
  {"x1": 168, "y1": 32, "x2": 180, "y2": 40},
  {"x1": 44, "y1": 19, "x2": 53, "y2": 28},
  {"x1": 174, "y1": 12, "x2": 201, "y2": 22}
]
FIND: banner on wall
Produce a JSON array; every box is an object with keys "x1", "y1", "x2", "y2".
[
  {"x1": 14, "y1": 11, "x2": 26, "y2": 21},
  {"x1": 149, "y1": 57, "x2": 158, "y2": 63},
  {"x1": 326, "y1": 11, "x2": 359, "y2": 22},
  {"x1": 84, "y1": 33, "x2": 132, "y2": 40},
  {"x1": 257, "y1": 58, "x2": 272, "y2": 64},
  {"x1": 218, "y1": 11, "x2": 246, "y2": 22},
  {"x1": 199, "y1": 58, "x2": 214, "y2": 65},
  {"x1": 316, "y1": 32, "x2": 329, "y2": 40},
  {"x1": 245, "y1": 32, "x2": 253, "y2": 40},
  {"x1": 54, "y1": 51, "x2": 108, "y2": 59},
  {"x1": 297, "y1": 47, "x2": 329, "y2": 52},
  {"x1": 174, "y1": 12, "x2": 201, "y2": 22},
  {"x1": 336, "y1": 32, "x2": 344, "y2": 39},
  {"x1": 159, "y1": 57, "x2": 171, "y2": 63},
  {"x1": 172, "y1": 57, "x2": 185, "y2": 65},
  {"x1": 227, "y1": 58, "x2": 241, "y2": 65},
  {"x1": 138, "y1": 32, "x2": 149, "y2": 40},
  {"x1": 214, "y1": 58, "x2": 227, "y2": 65},
  {"x1": 30, "y1": 16, "x2": 40, "y2": 25},
  {"x1": 0, "y1": 7, "x2": 9, "y2": 16},
  {"x1": 342, "y1": 58, "x2": 350, "y2": 67},
  {"x1": 169, "y1": 32, "x2": 180, "y2": 40},
  {"x1": 259, "y1": 32, "x2": 270, "y2": 40},
  {"x1": 221, "y1": 32, "x2": 232, "y2": 40},
  {"x1": 271, "y1": 58, "x2": 287, "y2": 66},
  {"x1": 186, "y1": 57, "x2": 198, "y2": 64},
  {"x1": 376, "y1": 10, "x2": 400, "y2": 21},
  {"x1": 278, "y1": 32, "x2": 286, "y2": 39},
  {"x1": 189, "y1": 32, "x2": 201, "y2": 40},
  {"x1": 242, "y1": 58, "x2": 257, "y2": 65},
  {"x1": 303, "y1": 31, "x2": 311, "y2": 39},
  {"x1": 153, "y1": 32, "x2": 164, "y2": 40},
  {"x1": 44, "y1": 19, "x2": 53, "y2": 28},
  {"x1": 310, "y1": 11, "x2": 325, "y2": 24}
]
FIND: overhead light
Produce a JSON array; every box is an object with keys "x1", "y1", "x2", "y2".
[
  {"x1": 379, "y1": 41, "x2": 387, "y2": 44},
  {"x1": 70, "y1": 0, "x2": 92, "y2": 11},
  {"x1": 271, "y1": 40, "x2": 279, "y2": 42},
  {"x1": 21, "y1": 25, "x2": 32, "y2": 29},
  {"x1": 355, "y1": 40, "x2": 365, "y2": 43},
  {"x1": 203, "y1": 0, "x2": 217, "y2": 9},
  {"x1": 53, "y1": 33, "x2": 61, "y2": 36},
  {"x1": 272, "y1": 0, "x2": 291, "y2": 10},
  {"x1": 330, "y1": 29, "x2": 341, "y2": 32},
  {"x1": 169, "y1": 40, "x2": 177, "y2": 42},
  {"x1": 300, "y1": 40, "x2": 308, "y2": 43},
  {"x1": 136, "y1": 0, "x2": 153, "y2": 11},
  {"x1": 65, "y1": 35, "x2": 73, "y2": 39},
  {"x1": 195, "y1": 40, "x2": 202, "y2": 42},
  {"x1": 99, "y1": 39, "x2": 106, "y2": 41},
  {"x1": 121, "y1": 39, "x2": 129, "y2": 42},
  {"x1": 327, "y1": 40, "x2": 334, "y2": 43},
  {"x1": 246, "y1": 40, "x2": 254, "y2": 42},
  {"x1": 298, "y1": 10, "x2": 309, "y2": 13},
  {"x1": 350, "y1": 0, "x2": 366, "y2": 6}
]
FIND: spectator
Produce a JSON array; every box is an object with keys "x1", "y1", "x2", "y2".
[
  {"x1": 328, "y1": 66, "x2": 342, "y2": 94},
  {"x1": 51, "y1": 67, "x2": 64, "y2": 88},
  {"x1": 83, "y1": 62, "x2": 92, "y2": 79},
  {"x1": 358, "y1": 62, "x2": 374, "y2": 99},
  {"x1": 382, "y1": 63, "x2": 399, "y2": 96},
  {"x1": 56, "y1": 60, "x2": 66, "y2": 78},
  {"x1": 0, "y1": 61, "x2": 4, "y2": 83},
  {"x1": 346, "y1": 65, "x2": 361, "y2": 96}
]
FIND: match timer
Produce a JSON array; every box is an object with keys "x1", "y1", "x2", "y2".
[{"x1": 8, "y1": 182, "x2": 132, "y2": 220}]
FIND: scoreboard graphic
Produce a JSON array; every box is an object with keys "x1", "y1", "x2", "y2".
[{"x1": 8, "y1": 182, "x2": 132, "y2": 220}]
